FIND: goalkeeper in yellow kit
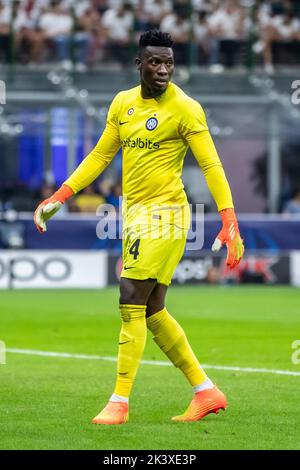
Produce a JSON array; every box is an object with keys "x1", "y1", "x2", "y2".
[{"x1": 34, "y1": 30, "x2": 244, "y2": 425}]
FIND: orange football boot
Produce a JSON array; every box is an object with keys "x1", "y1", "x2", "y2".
[
  {"x1": 91, "y1": 401, "x2": 129, "y2": 425},
  {"x1": 172, "y1": 386, "x2": 227, "y2": 422}
]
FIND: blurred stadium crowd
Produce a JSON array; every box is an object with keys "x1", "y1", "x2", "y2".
[
  {"x1": 0, "y1": 0, "x2": 300, "y2": 72},
  {"x1": 0, "y1": 179, "x2": 123, "y2": 248}
]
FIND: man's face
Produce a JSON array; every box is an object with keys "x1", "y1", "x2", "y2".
[{"x1": 136, "y1": 46, "x2": 174, "y2": 96}]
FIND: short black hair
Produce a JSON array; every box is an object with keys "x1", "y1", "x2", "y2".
[{"x1": 139, "y1": 30, "x2": 173, "y2": 51}]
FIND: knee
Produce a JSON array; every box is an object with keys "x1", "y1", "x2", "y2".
[
  {"x1": 119, "y1": 279, "x2": 148, "y2": 305},
  {"x1": 119, "y1": 281, "x2": 137, "y2": 305},
  {"x1": 119, "y1": 278, "x2": 157, "y2": 305},
  {"x1": 146, "y1": 294, "x2": 164, "y2": 318}
]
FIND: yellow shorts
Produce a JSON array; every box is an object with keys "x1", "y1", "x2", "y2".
[{"x1": 120, "y1": 223, "x2": 188, "y2": 286}]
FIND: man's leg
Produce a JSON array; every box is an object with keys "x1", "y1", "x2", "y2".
[
  {"x1": 146, "y1": 283, "x2": 227, "y2": 422},
  {"x1": 92, "y1": 277, "x2": 156, "y2": 425},
  {"x1": 113, "y1": 278, "x2": 156, "y2": 398}
]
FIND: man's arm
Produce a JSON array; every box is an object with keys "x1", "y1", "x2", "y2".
[
  {"x1": 34, "y1": 97, "x2": 121, "y2": 233},
  {"x1": 187, "y1": 130, "x2": 244, "y2": 269},
  {"x1": 187, "y1": 130, "x2": 233, "y2": 211},
  {"x1": 64, "y1": 122, "x2": 120, "y2": 194}
]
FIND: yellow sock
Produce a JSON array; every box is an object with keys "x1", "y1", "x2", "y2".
[
  {"x1": 146, "y1": 308, "x2": 207, "y2": 387},
  {"x1": 113, "y1": 304, "x2": 147, "y2": 398}
]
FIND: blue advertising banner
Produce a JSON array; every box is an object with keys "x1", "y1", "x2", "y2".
[{"x1": 19, "y1": 216, "x2": 300, "y2": 252}]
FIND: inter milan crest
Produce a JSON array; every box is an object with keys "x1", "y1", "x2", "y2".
[
  {"x1": 127, "y1": 108, "x2": 134, "y2": 115},
  {"x1": 146, "y1": 117, "x2": 158, "y2": 131}
]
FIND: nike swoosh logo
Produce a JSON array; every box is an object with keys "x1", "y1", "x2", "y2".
[
  {"x1": 118, "y1": 340, "x2": 131, "y2": 345},
  {"x1": 124, "y1": 266, "x2": 133, "y2": 270},
  {"x1": 119, "y1": 121, "x2": 129, "y2": 125}
]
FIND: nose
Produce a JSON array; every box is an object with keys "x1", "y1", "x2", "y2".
[{"x1": 157, "y1": 63, "x2": 168, "y2": 75}]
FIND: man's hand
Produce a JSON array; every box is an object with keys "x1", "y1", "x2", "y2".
[
  {"x1": 211, "y1": 208, "x2": 244, "y2": 269},
  {"x1": 34, "y1": 184, "x2": 74, "y2": 233}
]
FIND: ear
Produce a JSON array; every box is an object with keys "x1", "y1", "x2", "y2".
[{"x1": 135, "y1": 57, "x2": 141, "y2": 71}]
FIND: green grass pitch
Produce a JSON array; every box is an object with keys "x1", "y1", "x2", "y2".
[{"x1": 1, "y1": 286, "x2": 300, "y2": 450}]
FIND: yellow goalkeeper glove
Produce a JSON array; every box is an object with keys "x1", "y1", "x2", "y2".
[
  {"x1": 34, "y1": 184, "x2": 74, "y2": 233},
  {"x1": 211, "y1": 208, "x2": 244, "y2": 269}
]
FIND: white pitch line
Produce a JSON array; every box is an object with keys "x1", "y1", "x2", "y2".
[
  {"x1": 6, "y1": 348, "x2": 170, "y2": 366},
  {"x1": 6, "y1": 348, "x2": 300, "y2": 377}
]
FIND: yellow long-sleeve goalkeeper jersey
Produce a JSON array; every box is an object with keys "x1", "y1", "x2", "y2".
[{"x1": 65, "y1": 82, "x2": 233, "y2": 229}]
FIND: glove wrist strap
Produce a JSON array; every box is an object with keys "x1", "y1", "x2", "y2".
[
  {"x1": 220, "y1": 207, "x2": 236, "y2": 224},
  {"x1": 53, "y1": 184, "x2": 74, "y2": 204}
]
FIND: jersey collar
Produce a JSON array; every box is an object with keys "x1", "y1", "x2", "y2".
[{"x1": 138, "y1": 82, "x2": 173, "y2": 104}]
